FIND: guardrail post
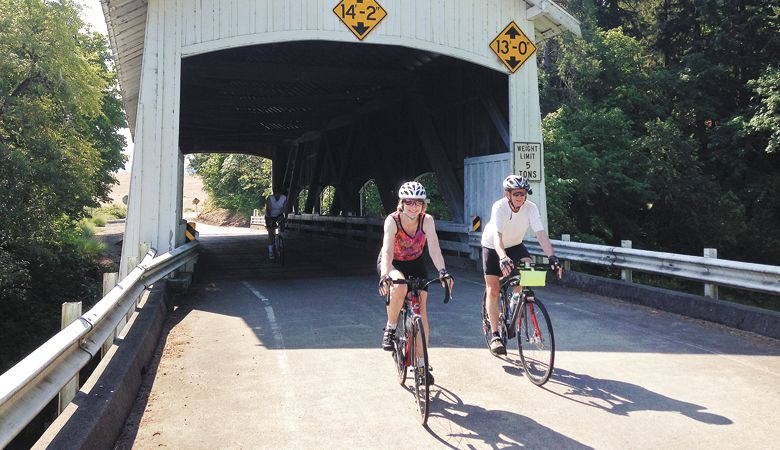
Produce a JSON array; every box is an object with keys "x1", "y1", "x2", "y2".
[
  {"x1": 561, "y1": 234, "x2": 571, "y2": 271},
  {"x1": 704, "y1": 248, "x2": 719, "y2": 299},
  {"x1": 101, "y1": 272, "x2": 119, "y2": 357},
  {"x1": 621, "y1": 240, "x2": 633, "y2": 283},
  {"x1": 127, "y1": 242, "x2": 151, "y2": 323},
  {"x1": 58, "y1": 302, "x2": 82, "y2": 414}
]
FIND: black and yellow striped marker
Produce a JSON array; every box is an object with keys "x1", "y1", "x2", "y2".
[
  {"x1": 185, "y1": 222, "x2": 197, "y2": 242},
  {"x1": 471, "y1": 216, "x2": 481, "y2": 232}
]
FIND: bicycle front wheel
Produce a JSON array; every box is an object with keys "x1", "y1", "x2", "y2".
[
  {"x1": 517, "y1": 297, "x2": 555, "y2": 386},
  {"x1": 394, "y1": 309, "x2": 408, "y2": 385},
  {"x1": 411, "y1": 316, "x2": 429, "y2": 425}
]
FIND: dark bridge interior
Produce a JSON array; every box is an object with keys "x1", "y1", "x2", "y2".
[{"x1": 179, "y1": 40, "x2": 510, "y2": 219}]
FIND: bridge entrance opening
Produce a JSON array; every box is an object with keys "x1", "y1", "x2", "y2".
[{"x1": 179, "y1": 40, "x2": 511, "y2": 223}]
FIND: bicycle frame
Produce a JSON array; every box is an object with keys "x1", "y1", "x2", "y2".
[
  {"x1": 496, "y1": 263, "x2": 552, "y2": 340},
  {"x1": 386, "y1": 276, "x2": 451, "y2": 367},
  {"x1": 400, "y1": 294, "x2": 421, "y2": 368},
  {"x1": 504, "y1": 282, "x2": 542, "y2": 340}
]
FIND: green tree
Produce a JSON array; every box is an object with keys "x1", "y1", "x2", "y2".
[
  {"x1": 0, "y1": 0, "x2": 127, "y2": 371},
  {"x1": 416, "y1": 173, "x2": 451, "y2": 221},
  {"x1": 190, "y1": 153, "x2": 272, "y2": 216},
  {"x1": 360, "y1": 180, "x2": 384, "y2": 217}
]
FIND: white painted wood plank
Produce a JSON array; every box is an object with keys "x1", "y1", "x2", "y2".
[
  {"x1": 200, "y1": 0, "x2": 213, "y2": 41},
  {"x1": 430, "y1": 0, "x2": 443, "y2": 44},
  {"x1": 472, "y1": 0, "x2": 485, "y2": 55},
  {"x1": 236, "y1": 0, "x2": 250, "y2": 35},
  {"x1": 219, "y1": 0, "x2": 232, "y2": 39},
  {"x1": 248, "y1": 0, "x2": 255, "y2": 34},
  {"x1": 288, "y1": 0, "x2": 301, "y2": 30},
  {"x1": 443, "y1": 0, "x2": 454, "y2": 47},
  {"x1": 271, "y1": 0, "x2": 286, "y2": 32}
]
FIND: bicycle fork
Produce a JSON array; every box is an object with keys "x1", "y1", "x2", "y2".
[
  {"x1": 404, "y1": 295, "x2": 421, "y2": 367},
  {"x1": 518, "y1": 296, "x2": 544, "y2": 345}
]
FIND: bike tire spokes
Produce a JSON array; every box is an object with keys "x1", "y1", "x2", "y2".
[
  {"x1": 394, "y1": 310, "x2": 408, "y2": 385},
  {"x1": 411, "y1": 316, "x2": 430, "y2": 425},
  {"x1": 481, "y1": 292, "x2": 493, "y2": 348},
  {"x1": 517, "y1": 298, "x2": 555, "y2": 386}
]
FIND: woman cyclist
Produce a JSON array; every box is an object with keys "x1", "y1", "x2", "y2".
[{"x1": 377, "y1": 181, "x2": 454, "y2": 383}]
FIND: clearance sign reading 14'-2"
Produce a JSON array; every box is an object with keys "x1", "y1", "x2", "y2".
[
  {"x1": 490, "y1": 21, "x2": 537, "y2": 73},
  {"x1": 333, "y1": 0, "x2": 387, "y2": 40}
]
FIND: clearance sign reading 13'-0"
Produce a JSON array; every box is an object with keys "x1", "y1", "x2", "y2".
[
  {"x1": 333, "y1": 0, "x2": 387, "y2": 40},
  {"x1": 490, "y1": 21, "x2": 537, "y2": 73}
]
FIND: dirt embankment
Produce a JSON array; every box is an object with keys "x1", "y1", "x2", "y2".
[{"x1": 193, "y1": 208, "x2": 250, "y2": 227}]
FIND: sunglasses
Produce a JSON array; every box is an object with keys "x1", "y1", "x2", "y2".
[
  {"x1": 402, "y1": 199, "x2": 424, "y2": 206},
  {"x1": 511, "y1": 191, "x2": 528, "y2": 197}
]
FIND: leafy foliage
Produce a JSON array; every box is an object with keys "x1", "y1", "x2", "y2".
[
  {"x1": 0, "y1": 0, "x2": 126, "y2": 371},
  {"x1": 416, "y1": 173, "x2": 451, "y2": 221},
  {"x1": 541, "y1": 0, "x2": 779, "y2": 264},
  {"x1": 320, "y1": 185, "x2": 335, "y2": 214},
  {"x1": 189, "y1": 153, "x2": 272, "y2": 217},
  {"x1": 360, "y1": 180, "x2": 384, "y2": 217}
]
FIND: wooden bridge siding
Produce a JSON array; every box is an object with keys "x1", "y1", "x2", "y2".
[
  {"x1": 122, "y1": 0, "x2": 546, "y2": 274},
  {"x1": 120, "y1": 0, "x2": 185, "y2": 277},
  {"x1": 179, "y1": 0, "x2": 526, "y2": 69}
]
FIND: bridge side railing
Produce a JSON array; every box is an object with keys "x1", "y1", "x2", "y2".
[
  {"x1": 285, "y1": 214, "x2": 472, "y2": 253},
  {"x1": 0, "y1": 241, "x2": 199, "y2": 448},
  {"x1": 286, "y1": 214, "x2": 780, "y2": 296}
]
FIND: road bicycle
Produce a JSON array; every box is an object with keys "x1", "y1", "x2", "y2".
[
  {"x1": 481, "y1": 262, "x2": 557, "y2": 386},
  {"x1": 385, "y1": 276, "x2": 452, "y2": 425},
  {"x1": 267, "y1": 216, "x2": 285, "y2": 266}
]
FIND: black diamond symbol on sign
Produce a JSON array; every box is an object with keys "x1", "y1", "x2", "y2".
[
  {"x1": 352, "y1": 22, "x2": 369, "y2": 36},
  {"x1": 505, "y1": 56, "x2": 520, "y2": 70}
]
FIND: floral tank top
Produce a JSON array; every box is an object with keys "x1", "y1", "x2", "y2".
[{"x1": 392, "y1": 212, "x2": 426, "y2": 261}]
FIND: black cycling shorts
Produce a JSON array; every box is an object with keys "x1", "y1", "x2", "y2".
[
  {"x1": 376, "y1": 255, "x2": 430, "y2": 291},
  {"x1": 482, "y1": 243, "x2": 531, "y2": 277},
  {"x1": 265, "y1": 215, "x2": 285, "y2": 230}
]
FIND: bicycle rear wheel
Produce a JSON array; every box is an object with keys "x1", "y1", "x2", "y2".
[
  {"x1": 274, "y1": 233, "x2": 284, "y2": 266},
  {"x1": 393, "y1": 309, "x2": 408, "y2": 385},
  {"x1": 517, "y1": 297, "x2": 555, "y2": 386},
  {"x1": 411, "y1": 316, "x2": 429, "y2": 425},
  {"x1": 481, "y1": 291, "x2": 508, "y2": 349}
]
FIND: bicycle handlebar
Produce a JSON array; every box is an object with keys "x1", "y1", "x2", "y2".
[
  {"x1": 389, "y1": 276, "x2": 453, "y2": 304},
  {"x1": 502, "y1": 261, "x2": 562, "y2": 282}
]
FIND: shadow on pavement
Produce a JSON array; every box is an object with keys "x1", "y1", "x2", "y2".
[
  {"x1": 542, "y1": 367, "x2": 732, "y2": 425},
  {"x1": 425, "y1": 386, "x2": 593, "y2": 449}
]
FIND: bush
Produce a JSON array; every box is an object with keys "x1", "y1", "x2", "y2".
[
  {"x1": 91, "y1": 215, "x2": 107, "y2": 227},
  {"x1": 87, "y1": 204, "x2": 127, "y2": 221}
]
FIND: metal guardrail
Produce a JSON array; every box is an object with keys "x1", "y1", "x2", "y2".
[
  {"x1": 537, "y1": 239, "x2": 780, "y2": 295},
  {"x1": 288, "y1": 214, "x2": 780, "y2": 296},
  {"x1": 286, "y1": 214, "x2": 471, "y2": 253},
  {"x1": 0, "y1": 241, "x2": 199, "y2": 448}
]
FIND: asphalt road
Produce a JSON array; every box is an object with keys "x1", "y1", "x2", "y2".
[{"x1": 114, "y1": 224, "x2": 780, "y2": 449}]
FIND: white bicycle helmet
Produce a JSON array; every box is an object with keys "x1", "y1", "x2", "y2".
[
  {"x1": 502, "y1": 175, "x2": 533, "y2": 194},
  {"x1": 398, "y1": 181, "x2": 428, "y2": 201}
]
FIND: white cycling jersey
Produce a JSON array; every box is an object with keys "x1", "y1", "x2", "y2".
[
  {"x1": 481, "y1": 198, "x2": 544, "y2": 249},
  {"x1": 267, "y1": 194, "x2": 286, "y2": 217}
]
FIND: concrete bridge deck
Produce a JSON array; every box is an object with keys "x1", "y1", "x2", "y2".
[{"x1": 114, "y1": 223, "x2": 780, "y2": 449}]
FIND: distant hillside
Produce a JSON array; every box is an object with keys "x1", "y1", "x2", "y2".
[{"x1": 107, "y1": 172, "x2": 208, "y2": 211}]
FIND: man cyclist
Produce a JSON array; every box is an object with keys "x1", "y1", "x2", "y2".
[
  {"x1": 265, "y1": 189, "x2": 288, "y2": 260},
  {"x1": 377, "y1": 181, "x2": 454, "y2": 383},
  {"x1": 481, "y1": 175, "x2": 560, "y2": 356}
]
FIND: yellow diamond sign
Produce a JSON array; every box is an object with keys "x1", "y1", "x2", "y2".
[
  {"x1": 333, "y1": 0, "x2": 387, "y2": 41},
  {"x1": 490, "y1": 21, "x2": 537, "y2": 73}
]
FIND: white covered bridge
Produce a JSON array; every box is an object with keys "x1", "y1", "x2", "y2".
[{"x1": 100, "y1": 0, "x2": 581, "y2": 276}]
